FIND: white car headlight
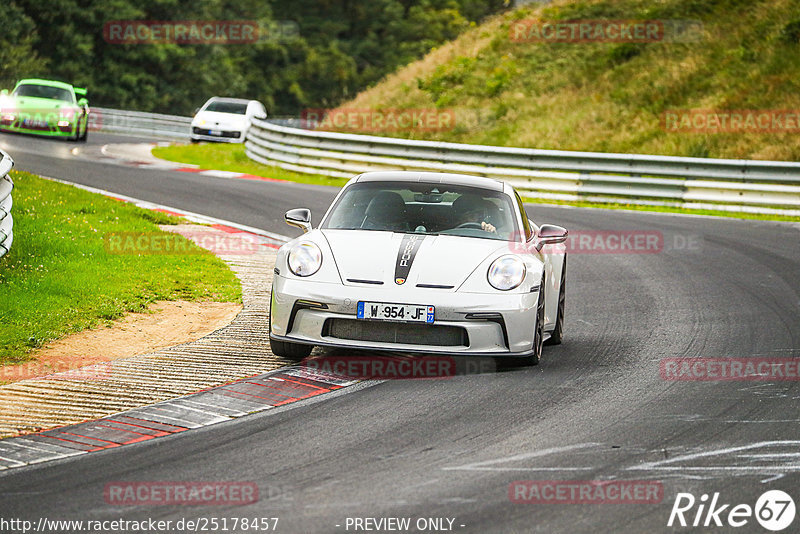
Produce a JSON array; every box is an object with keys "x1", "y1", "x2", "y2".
[
  {"x1": 288, "y1": 242, "x2": 322, "y2": 277},
  {"x1": 487, "y1": 255, "x2": 526, "y2": 291}
]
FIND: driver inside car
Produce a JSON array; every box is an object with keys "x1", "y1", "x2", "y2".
[{"x1": 451, "y1": 193, "x2": 497, "y2": 233}]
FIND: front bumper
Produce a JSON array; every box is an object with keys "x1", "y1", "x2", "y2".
[
  {"x1": 0, "y1": 120, "x2": 76, "y2": 137},
  {"x1": 270, "y1": 275, "x2": 541, "y2": 357},
  {"x1": 190, "y1": 127, "x2": 243, "y2": 143}
]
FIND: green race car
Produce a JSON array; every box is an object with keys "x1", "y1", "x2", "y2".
[{"x1": 0, "y1": 79, "x2": 89, "y2": 141}]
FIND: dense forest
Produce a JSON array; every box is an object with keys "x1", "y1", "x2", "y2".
[{"x1": 1, "y1": 0, "x2": 508, "y2": 115}]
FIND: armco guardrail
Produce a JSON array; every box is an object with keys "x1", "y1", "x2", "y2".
[
  {"x1": 93, "y1": 107, "x2": 192, "y2": 139},
  {"x1": 245, "y1": 119, "x2": 800, "y2": 216},
  {"x1": 0, "y1": 149, "x2": 15, "y2": 259},
  {"x1": 91, "y1": 108, "x2": 302, "y2": 141}
]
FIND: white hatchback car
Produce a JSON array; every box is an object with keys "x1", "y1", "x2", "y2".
[{"x1": 190, "y1": 97, "x2": 266, "y2": 143}]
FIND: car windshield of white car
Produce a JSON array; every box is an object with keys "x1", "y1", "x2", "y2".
[
  {"x1": 322, "y1": 182, "x2": 519, "y2": 241},
  {"x1": 204, "y1": 101, "x2": 248, "y2": 114},
  {"x1": 14, "y1": 84, "x2": 74, "y2": 103}
]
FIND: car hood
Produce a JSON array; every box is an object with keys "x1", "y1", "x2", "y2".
[
  {"x1": 3, "y1": 96, "x2": 77, "y2": 112},
  {"x1": 192, "y1": 111, "x2": 248, "y2": 128},
  {"x1": 321, "y1": 229, "x2": 508, "y2": 289}
]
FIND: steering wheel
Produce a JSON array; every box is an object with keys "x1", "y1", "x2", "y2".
[{"x1": 457, "y1": 222, "x2": 483, "y2": 229}]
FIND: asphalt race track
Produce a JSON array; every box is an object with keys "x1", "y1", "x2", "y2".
[
  {"x1": 2, "y1": 132, "x2": 800, "y2": 533},
  {"x1": 0, "y1": 132, "x2": 335, "y2": 238}
]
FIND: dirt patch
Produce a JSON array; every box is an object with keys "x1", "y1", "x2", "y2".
[{"x1": 0, "y1": 300, "x2": 242, "y2": 383}]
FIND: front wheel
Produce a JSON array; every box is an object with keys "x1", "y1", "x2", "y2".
[
  {"x1": 270, "y1": 338, "x2": 312, "y2": 360},
  {"x1": 520, "y1": 275, "x2": 546, "y2": 366}
]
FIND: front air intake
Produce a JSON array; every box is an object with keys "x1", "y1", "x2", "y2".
[{"x1": 323, "y1": 319, "x2": 468, "y2": 347}]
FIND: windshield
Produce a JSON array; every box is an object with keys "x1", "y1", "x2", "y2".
[
  {"x1": 203, "y1": 101, "x2": 248, "y2": 114},
  {"x1": 14, "y1": 84, "x2": 74, "y2": 102},
  {"x1": 322, "y1": 181, "x2": 520, "y2": 241}
]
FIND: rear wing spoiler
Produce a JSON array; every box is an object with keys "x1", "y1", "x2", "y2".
[{"x1": 74, "y1": 87, "x2": 87, "y2": 100}]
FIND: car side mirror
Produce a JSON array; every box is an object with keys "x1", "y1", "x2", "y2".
[
  {"x1": 534, "y1": 224, "x2": 568, "y2": 251},
  {"x1": 193, "y1": 107, "x2": 200, "y2": 115},
  {"x1": 285, "y1": 208, "x2": 312, "y2": 233}
]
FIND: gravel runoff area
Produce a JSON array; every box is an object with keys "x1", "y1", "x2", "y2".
[{"x1": 0, "y1": 224, "x2": 290, "y2": 438}]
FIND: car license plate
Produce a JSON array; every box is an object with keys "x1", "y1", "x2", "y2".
[
  {"x1": 23, "y1": 119, "x2": 46, "y2": 127},
  {"x1": 210, "y1": 129, "x2": 222, "y2": 136},
  {"x1": 357, "y1": 301, "x2": 434, "y2": 323}
]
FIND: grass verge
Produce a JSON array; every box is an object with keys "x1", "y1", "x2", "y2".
[
  {"x1": 153, "y1": 142, "x2": 800, "y2": 223},
  {"x1": 0, "y1": 171, "x2": 242, "y2": 365},
  {"x1": 152, "y1": 143, "x2": 349, "y2": 188}
]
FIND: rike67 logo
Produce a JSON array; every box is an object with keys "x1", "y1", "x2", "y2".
[{"x1": 668, "y1": 490, "x2": 795, "y2": 531}]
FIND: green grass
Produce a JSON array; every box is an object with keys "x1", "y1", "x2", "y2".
[
  {"x1": 337, "y1": 0, "x2": 800, "y2": 162},
  {"x1": 152, "y1": 143, "x2": 349, "y2": 188},
  {"x1": 0, "y1": 172, "x2": 242, "y2": 365},
  {"x1": 522, "y1": 196, "x2": 800, "y2": 222}
]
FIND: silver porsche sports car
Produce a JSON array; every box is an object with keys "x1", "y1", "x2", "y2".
[{"x1": 269, "y1": 171, "x2": 568, "y2": 365}]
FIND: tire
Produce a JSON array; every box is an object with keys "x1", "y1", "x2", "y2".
[
  {"x1": 79, "y1": 121, "x2": 88, "y2": 142},
  {"x1": 544, "y1": 256, "x2": 566, "y2": 346},
  {"x1": 520, "y1": 275, "x2": 546, "y2": 366},
  {"x1": 269, "y1": 337, "x2": 313, "y2": 360}
]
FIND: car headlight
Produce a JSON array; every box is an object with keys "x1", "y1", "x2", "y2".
[
  {"x1": 487, "y1": 255, "x2": 526, "y2": 291},
  {"x1": 287, "y1": 242, "x2": 322, "y2": 277}
]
